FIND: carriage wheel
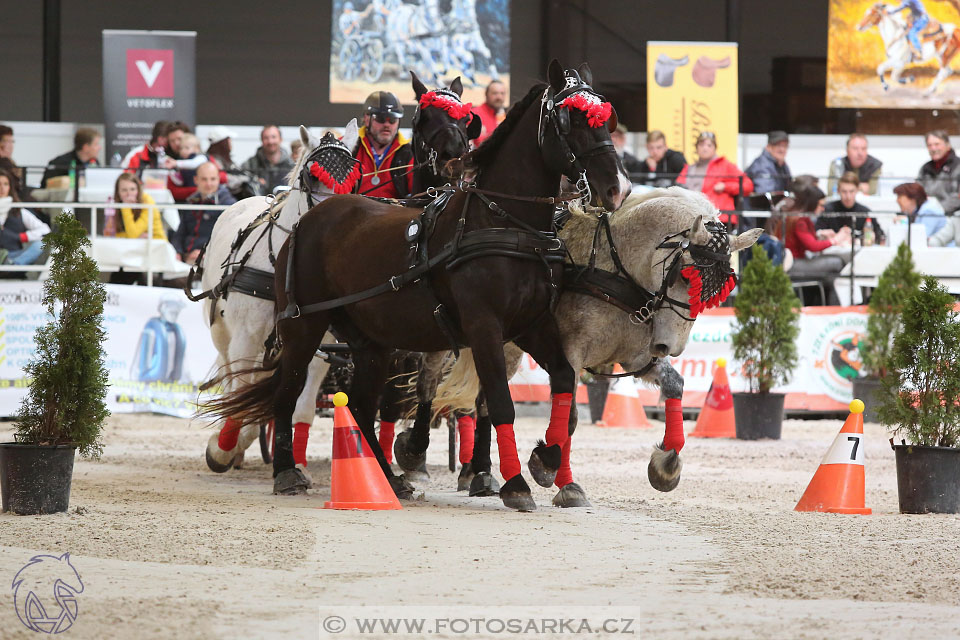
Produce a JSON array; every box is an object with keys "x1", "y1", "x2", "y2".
[
  {"x1": 363, "y1": 40, "x2": 384, "y2": 83},
  {"x1": 259, "y1": 422, "x2": 275, "y2": 464},
  {"x1": 339, "y1": 39, "x2": 362, "y2": 81}
]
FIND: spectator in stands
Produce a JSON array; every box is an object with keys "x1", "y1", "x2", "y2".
[
  {"x1": 206, "y1": 126, "x2": 249, "y2": 198},
  {"x1": 123, "y1": 120, "x2": 170, "y2": 172},
  {"x1": 290, "y1": 139, "x2": 304, "y2": 164},
  {"x1": 0, "y1": 168, "x2": 51, "y2": 266},
  {"x1": 746, "y1": 130, "x2": 792, "y2": 194},
  {"x1": 165, "y1": 122, "x2": 191, "y2": 159},
  {"x1": 41, "y1": 127, "x2": 101, "y2": 201},
  {"x1": 770, "y1": 184, "x2": 849, "y2": 305},
  {"x1": 636, "y1": 130, "x2": 686, "y2": 187},
  {"x1": 610, "y1": 124, "x2": 644, "y2": 175},
  {"x1": 472, "y1": 80, "x2": 507, "y2": 146},
  {"x1": 893, "y1": 182, "x2": 948, "y2": 241},
  {"x1": 165, "y1": 133, "x2": 208, "y2": 194},
  {"x1": 171, "y1": 162, "x2": 235, "y2": 265},
  {"x1": 918, "y1": 129, "x2": 960, "y2": 216},
  {"x1": 818, "y1": 171, "x2": 885, "y2": 244},
  {"x1": 677, "y1": 131, "x2": 752, "y2": 227},
  {"x1": 354, "y1": 91, "x2": 413, "y2": 198},
  {"x1": 0, "y1": 124, "x2": 28, "y2": 200},
  {"x1": 241, "y1": 125, "x2": 294, "y2": 194},
  {"x1": 826, "y1": 133, "x2": 882, "y2": 195},
  {"x1": 114, "y1": 173, "x2": 166, "y2": 240}
]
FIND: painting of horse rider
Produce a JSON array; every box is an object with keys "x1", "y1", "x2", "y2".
[{"x1": 828, "y1": 0, "x2": 960, "y2": 107}]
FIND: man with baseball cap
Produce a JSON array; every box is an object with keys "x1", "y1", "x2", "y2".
[
  {"x1": 745, "y1": 130, "x2": 792, "y2": 194},
  {"x1": 354, "y1": 91, "x2": 413, "y2": 198}
]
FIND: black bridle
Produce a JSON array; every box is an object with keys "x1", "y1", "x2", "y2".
[{"x1": 411, "y1": 88, "x2": 471, "y2": 178}]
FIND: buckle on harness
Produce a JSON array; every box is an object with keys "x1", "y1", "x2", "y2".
[
  {"x1": 630, "y1": 306, "x2": 652, "y2": 324},
  {"x1": 389, "y1": 275, "x2": 402, "y2": 291}
]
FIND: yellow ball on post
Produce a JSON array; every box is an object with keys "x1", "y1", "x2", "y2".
[
  {"x1": 716, "y1": 357, "x2": 727, "y2": 368},
  {"x1": 849, "y1": 399, "x2": 865, "y2": 414},
  {"x1": 333, "y1": 392, "x2": 349, "y2": 407}
]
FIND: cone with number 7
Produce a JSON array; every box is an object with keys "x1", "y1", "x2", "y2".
[
  {"x1": 795, "y1": 399, "x2": 871, "y2": 514},
  {"x1": 324, "y1": 392, "x2": 402, "y2": 511}
]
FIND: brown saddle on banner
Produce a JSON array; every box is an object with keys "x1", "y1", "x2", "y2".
[{"x1": 692, "y1": 56, "x2": 731, "y2": 88}]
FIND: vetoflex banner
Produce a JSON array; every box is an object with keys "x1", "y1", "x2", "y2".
[{"x1": 102, "y1": 30, "x2": 196, "y2": 162}]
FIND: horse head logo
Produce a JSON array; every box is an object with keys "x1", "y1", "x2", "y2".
[{"x1": 12, "y1": 553, "x2": 84, "y2": 634}]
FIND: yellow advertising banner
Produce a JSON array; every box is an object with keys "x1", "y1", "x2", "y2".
[{"x1": 647, "y1": 41, "x2": 739, "y2": 163}]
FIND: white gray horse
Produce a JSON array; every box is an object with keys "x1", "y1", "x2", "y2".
[
  {"x1": 427, "y1": 188, "x2": 762, "y2": 506},
  {"x1": 200, "y1": 123, "x2": 359, "y2": 480}
]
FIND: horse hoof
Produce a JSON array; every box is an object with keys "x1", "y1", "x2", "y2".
[
  {"x1": 527, "y1": 442, "x2": 561, "y2": 488},
  {"x1": 404, "y1": 462, "x2": 430, "y2": 483},
  {"x1": 389, "y1": 474, "x2": 416, "y2": 500},
  {"x1": 647, "y1": 445, "x2": 683, "y2": 493},
  {"x1": 232, "y1": 450, "x2": 245, "y2": 470},
  {"x1": 457, "y1": 462, "x2": 475, "y2": 491},
  {"x1": 205, "y1": 445, "x2": 234, "y2": 474},
  {"x1": 273, "y1": 468, "x2": 310, "y2": 495},
  {"x1": 500, "y1": 475, "x2": 536, "y2": 512},
  {"x1": 394, "y1": 430, "x2": 428, "y2": 473},
  {"x1": 296, "y1": 464, "x2": 314, "y2": 489},
  {"x1": 552, "y1": 482, "x2": 592, "y2": 508},
  {"x1": 468, "y1": 471, "x2": 500, "y2": 497}
]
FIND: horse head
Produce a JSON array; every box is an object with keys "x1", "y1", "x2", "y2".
[
  {"x1": 293, "y1": 121, "x2": 362, "y2": 201},
  {"x1": 611, "y1": 188, "x2": 761, "y2": 358},
  {"x1": 541, "y1": 59, "x2": 630, "y2": 212},
  {"x1": 410, "y1": 71, "x2": 479, "y2": 182},
  {"x1": 857, "y1": 2, "x2": 886, "y2": 31}
]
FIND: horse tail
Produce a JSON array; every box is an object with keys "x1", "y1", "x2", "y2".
[
  {"x1": 197, "y1": 358, "x2": 281, "y2": 429},
  {"x1": 431, "y1": 348, "x2": 481, "y2": 414}
]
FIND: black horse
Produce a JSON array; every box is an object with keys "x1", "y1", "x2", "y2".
[{"x1": 205, "y1": 61, "x2": 629, "y2": 511}]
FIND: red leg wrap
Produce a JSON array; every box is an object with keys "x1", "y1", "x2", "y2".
[
  {"x1": 217, "y1": 417, "x2": 241, "y2": 451},
  {"x1": 293, "y1": 422, "x2": 310, "y2": 466},
  {"x1": 546, "y1": 393, "x2": 573, "y2": 447},
  {"x1": 663, "y1": 398, "x2": 685, "y2": 453},
  {"x1": 457, "y1": 415, "x2": 475, "y2": 464},
  {"x1": 378, "y1": 421, "x2": 395, "y2": 465},
  {"x1": 494, "y1": 423, "x2": 522, "y2": 480},
  {"x1": 554, "y1": 436, "x2": 573, "y2": 488}
]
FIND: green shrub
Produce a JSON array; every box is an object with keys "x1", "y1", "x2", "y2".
[{"x1": 860, "y1": 244, "x2": 922, "y2": 378}]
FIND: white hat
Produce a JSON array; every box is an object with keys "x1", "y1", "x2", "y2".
[{"x1": 207, "y1": 125, "x2": 237, "y2": 145}]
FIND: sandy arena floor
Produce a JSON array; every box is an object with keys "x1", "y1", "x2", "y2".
[{"x1": 1, "y1": 411, "x2": 959, "y2": 639}]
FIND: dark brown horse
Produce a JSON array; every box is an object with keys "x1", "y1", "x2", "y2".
[{"x1": 205, "y1": 61, "x2": 629, "y2": 511}]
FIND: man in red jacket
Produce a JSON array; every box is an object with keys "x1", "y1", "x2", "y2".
[
  {"x1": 471, "y1": 80, "x2": 507, "y2": 146},
  {"x1": 123, "y1": 120, "x2": 170, "y2": 173},
  {"x1": 354, "y1": 91, "x2": 413, "y2": 198}
]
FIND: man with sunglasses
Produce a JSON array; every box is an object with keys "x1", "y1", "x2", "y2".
[{"x1": 353, "y1": 91, "x2": 414, "y2": 198}]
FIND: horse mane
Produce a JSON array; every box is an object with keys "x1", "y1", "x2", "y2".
[{"x1": 463, "y1": 82, "x2": 547, "y2": 169}]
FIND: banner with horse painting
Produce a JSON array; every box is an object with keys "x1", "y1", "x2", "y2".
[
  {"x1": 828, "y1": 0, "x2": 960, "y2": 108},
  {"x1": 330, "y1": 0, "x2": 510, "y2": 105},
  {"x1": 646, "y1": 41, "x2": 739, "y2": 164}
]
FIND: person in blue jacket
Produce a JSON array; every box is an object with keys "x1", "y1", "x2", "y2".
[{"x1": 131, "y1": 297, "x2": 187, "y2": 383}]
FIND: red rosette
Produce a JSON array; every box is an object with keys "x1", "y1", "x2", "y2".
[
  {"x1": 419, "y1": 91, "x2": 473, "y2": 119},
  {"x1": 558, "y1": 92, "x2": 613, "y2": 128}
]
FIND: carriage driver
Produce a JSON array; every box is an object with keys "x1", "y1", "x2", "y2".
[{"x1": 354, "y1": 91, "x2": 414, "y2": 199}]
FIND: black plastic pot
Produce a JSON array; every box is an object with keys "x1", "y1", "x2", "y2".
[
  {"x1": 0, "y1": 443, "x2": 76, "y2": 515},
  {"x1": 852, "y1": 377, "x2": 884, "y2": 424},
  {"x1": 732, "y1": 392, "x2": 785, "y2": 440},
  {"x1": 586, "y1": 380, "x2": 610, "y2": 424},
  {"x1": 891, "y1": 442, "x2": 960, "y2": 514}
]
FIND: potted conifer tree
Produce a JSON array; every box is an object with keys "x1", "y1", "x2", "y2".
[
  {"x1": 878, "y1": 276, "x2": 960, "y2": 514},
  {"x1": 855, "y1": 244, "x2": 921, "y2": 423},
  {"x1": 730, "y1": 244, "x2": 801, "y2": 439},
  {"x1": 0, "y1": 212, "x2": 109, "y2": 515}
]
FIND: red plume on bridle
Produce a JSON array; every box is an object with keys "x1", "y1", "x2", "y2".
[
  {"x1": 310, "y1": 159, "x2": 361, "y2": 195},
  {"x1": 558, "y1": 91, "x2": 613, "y2": 128},
  {"x1": 681, "y1": 266, "x2": 737, "y2": 317},
  {"x1": 419, "y1": 91, "x2": 473, "y2": 119}
]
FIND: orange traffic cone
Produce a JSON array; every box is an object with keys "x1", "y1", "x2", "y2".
[
  {"x1": 324, "y1": 392, "x2": 402, "y2": 511},
  {"x1": 690, "y1": 358, "x2": 736, "y2": 438},
  {"x1": 795, "y1": 399, "x2": 871, "y2": 515},
  {"x1": 598, "y1": 368, "x2": 651, "y2": 428}
]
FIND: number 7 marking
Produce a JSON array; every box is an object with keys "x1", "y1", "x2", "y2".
[
  {"x1": 350, "y1": 429, "x2": 363, "y2": 455},
  {"x1": 847, "y1": 436, "x2": 860, "y2": 461}
]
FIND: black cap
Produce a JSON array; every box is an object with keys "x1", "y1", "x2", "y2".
[
  {"x1": 768, "y1": 130, "x2": 789, "y2": 145},
  {"x1": 363, "y1": 91, "x2": 403, "y2": 118}
]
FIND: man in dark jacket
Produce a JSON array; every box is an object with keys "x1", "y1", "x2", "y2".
[
  {"x1": 817, "y1": 171, "x2": 885, "y2": 243},
  {"x1": 610, "y1": 124, "x2": 644, "y2": 175},
  {"x1": 41, "y1": 127, "x2": 101, "y2": 201},
  {"x1": 354, "y1": 91, "x2": 414, "y2": 198},
  {"x1": 635, "y1": 130, "x2": 686, "y2": 187},
  {"x1": 171, "y1": 162, "x2": 235, "y2": 265},
  {"x1": 241, "y1": 125, "x2": 295, "y2": 194},
  {"x1": 745, "y1": 130, "x2": 792, "y2": 194},
  {"x1": 826, "y1": 133, "x2": 882, "y2": 195},
  {"x1": 918, "y1": 129, "x2": 960, "y2": 215}
]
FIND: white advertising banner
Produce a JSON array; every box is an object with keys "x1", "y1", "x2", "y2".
[
  {"x1": 0, "y1": 282, "x2": 218, "y2": 418},
  {"x1": 507, "y1": 307, "x2": 871, "y2": 412}
]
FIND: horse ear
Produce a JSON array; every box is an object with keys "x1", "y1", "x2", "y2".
[
  {"x1": 450, "y1": 76, "x2": 464, "y2": 97},
  {"x1": 688, "y1": 214, "x2": 708, "y2": 243},
  {"x1": 607, "y1": 106, "x2": 619, "y2": 134},
  {"x1": 729, "y1": 228, "x2": 764, "y2": 253},
  {"x1": 467, "y1": 113, "x2": 482, "y2": 140},
  {"x1": 342, "y1": 119, "x2": 360, "y2": 151},
  {"x1": 299, "y1": 125, "x2": 311, "y2": 148},
  {"x1": 548, "y1": 59, "x2": 565, "y2": 91},
  {"x1": 410, "y1": 70, "x2": 428, "y2": 99},
  {"x1": 577, "y1": 62, "x2": 594, "y2": 86}
]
